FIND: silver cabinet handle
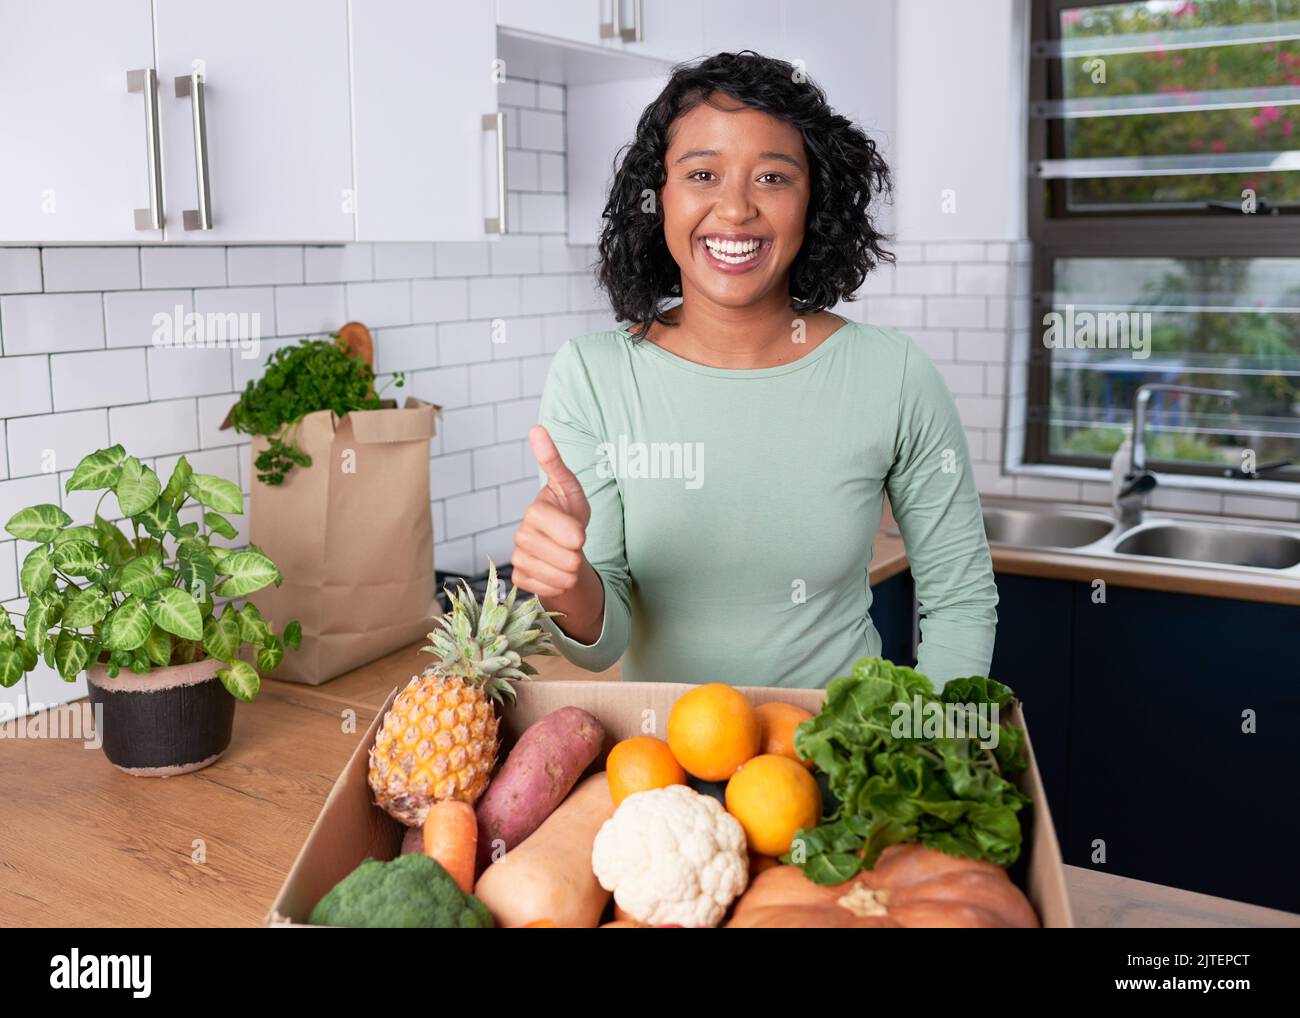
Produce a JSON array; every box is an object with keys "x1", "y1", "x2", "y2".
[
  {"x1": 174, "y1": 72, "x2": 212, "y2": 230},
  {"x1": 600, "y1": 0, "x2": 622, "y2": 39},
  {"x1": 126, "y1": 68, "x2": 164, "y2": 230},
  {"x1": 622, "y1": 0, "x2": 643, "y2": 43},
  {"x1": 481, "y1": 111, "x2": 507, "y2": 234}
]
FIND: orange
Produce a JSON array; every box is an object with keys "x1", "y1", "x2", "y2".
[
  {"x1": 725, "y1": 754, "x2": 823, "y2": 857},
  {"x1": 755, "y1": 702, "x2": 816, "y2": 770},
  {"x1": 667, "y1": 684, "x2": 762, "y2": 782},
  {"x1": 606, "y1": 736, "x2": 686, "y2": 806}
]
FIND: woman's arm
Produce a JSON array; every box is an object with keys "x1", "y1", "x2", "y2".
[
  {"x1": 884, "y1": 336, "x2": 999, "y2": 690},
  {"x1": 527, "y1": 340, "x2": 632, "y2": 672}
]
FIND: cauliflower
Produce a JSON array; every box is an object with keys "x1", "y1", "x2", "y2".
[{"x1": 591, "y1": 784, "x2": 749, "y2": 927}]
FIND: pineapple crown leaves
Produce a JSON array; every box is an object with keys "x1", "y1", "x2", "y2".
[{"x1": 420, "y1": 560, "x2": 562, "y2": 705}]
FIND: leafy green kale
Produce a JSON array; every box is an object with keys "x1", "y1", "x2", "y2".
[
  {"x1": 309, "y1": 853, "x2": 493, "y2": 929},
  {"x1": 788, "y1": 657, "x2": 1030, "y2": 885},
  {"x1": 229, "y1": 338, "x2": 404, "y2": 485}
]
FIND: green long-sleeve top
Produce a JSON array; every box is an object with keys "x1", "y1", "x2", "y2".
[{"x1": 533, "y1": 318, "x2": 998, "y2": 691}]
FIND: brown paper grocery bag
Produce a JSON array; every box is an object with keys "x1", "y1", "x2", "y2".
[{"x1": 244, "y1": 397, "x2": 442, "y2": 685}]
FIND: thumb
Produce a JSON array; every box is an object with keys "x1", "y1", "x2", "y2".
[{"x1": 529, "y1": 425, "x2": 586, "y2": 502}]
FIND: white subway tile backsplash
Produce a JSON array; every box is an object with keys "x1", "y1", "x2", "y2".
[
  {"x1": 536, "y1": 82, "x2": 564, "y2": 111},
  {"x1": 192, "y1": 286, "x2": 275, "y2": 342},
  {"x1": 275, "y1": 284, "x2": 346, "y2": 336},
  {"x1": 473, "y1": 442, "x2": 525, "y2": 488},
  {"x1": 105, "y1": 289, "x2": 193, "y2": 348},
  {"x1": 520, "y1": 354, "x2": 553, "y2": 397},
  {"x1": 498, "y1": 78, "x2": 536, "y2": 107},
  {"x1": 227, "y1": 246, "x2": 303, "y2": 286},
  {"x1": 507, "y1": 149, "x2": 540, "y2": 192},
  {"x1": 0, "y1": 248, "x2": 42, "y2": 294},
  {"x1": 488, "y1": 235, "x2": 542, "y2": 276},
  {"x1": 438, "y1": 320, "x2": 494, "y2": 366},
  {"x1": 140, "y1": 247, "x2": 226, "y2": 289},
  {"x1": 6, "y1": 409, "x2": 108, "y2": 478},
  {"x1": 373, "y1": 243, "x2": 435, "y2": 280},
  {"x1": 520, "y1": 275, "x2": 571, "y2": 316},
  {"x1": 347, "y1": 280, "x2": 412, "y2": 327},
  {"x1": 0, "y1": 473, "x2": 60, "y2": 524},
  {"x1": 1221, "y1": 494, "x2": 1300, "y2": 522},
  {"x1": 493, "y1": 316, "x2": 544, "y2": 359},
  {"x1": 497, "y1": 477, "x2": 539, "y2": 524},
  {"x1": 474, "y1": 522, "x2": 520, "y2": 569},
  {"x1": 925, "y1": 297, "x2": 986, "y2": 329},
  {"x1": 954, "y1": 395, "x2": 1004, "y2": 431},
  {"x1": 51, "y1": 349, "x2": 148, "y2": 410},
  {"x1": 542, "y1": 313, "x2": 591, "y2": 353},
  {"x1": 1, "y1": 292, "x2": 103, "y2": 354},
  {"x1": 894, "y1": 264, "x2": 953, "y2": 296},
  {"x1": 41, "y1": 247, "x2": 140, "y2": 292},
  {"x1": 197, "y1": 393, "x2": 241, "y2": 448},
  {"x1": 305, "y1": 244, "x2": 373, "y2": 283},
  {"x1": 435, "y1": 536, "x2": 476, "y2": 574},
  {"x1": 439, "y1": 405, "x2": 495, "y2": 454},
  {"x1": 445, "y1": 488, "x2": 499, "y2": 539},
  {"x1": 538, "y1": 152, "x2": 565, "y2": 193},
  {"x1": 519, "y1": 193, "x2": 566, "y2": 234},
  {"x1": 0, "y1": 540, "x2": 16, "y2": 602},
  {"x1": 495, "y1": 398, "x2": 540, "y2": 444},
  {"x1": 923, "y1": 243, "x2": 985, "y2": 262},
  {"x1": 937, "y1": 362, "x2": 984, "y2": 396},
  {"x1": 865, "y1": 296, "x2": 924, "y2": 328},
  {"x1": 147, "y1": 344, "x2": 234, "y2": 399},
  {"x1": 0, "y1": 355, "x2": 52, "y2": 416},
  {"x1": 436, "y1": 242, "x2": 491, "y2": 278},
  {"x1": 469, "y1": 276, "x2": 522, "y2": 319},
  {"x1": 518, "y1": 109, "x2": 564, "y2": 152},
  {"x1": 410, "y1": 365, "x2": 470, "y2": 410},
  {"x1": 430, "y1": 451, "x2": 473, "y2": 498},
  {"x1": 375, "y1": 324, "x2": 438, "y2": 374},
  {"x1": 955, "y1": 263, "x2": 1011, "y2": 296},
  {"x1": 109, "y1": 399, "x2": 200, "y2": 460},
  {"x1": 412, "y1": 278, "x2": 469, "y2": 322},
  {"x1": 470, "y1": 360, "x2": 521, "y2": 404}
]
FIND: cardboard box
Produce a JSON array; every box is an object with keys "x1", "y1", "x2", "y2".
[{"x1": 268, "y1": 681, "x2": 1075, "y2": 927}]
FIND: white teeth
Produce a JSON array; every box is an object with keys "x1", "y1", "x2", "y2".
[{"x1": 703, "y1": 237, "x2": 762, "y2": 264}]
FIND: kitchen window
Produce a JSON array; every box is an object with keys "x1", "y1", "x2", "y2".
[{"x1": 1027, "y1": 0, "x2": 1300, "y2": 482}]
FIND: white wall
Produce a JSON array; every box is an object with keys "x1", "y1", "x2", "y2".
[{"x1": 894, "y1": 0, "x2": 1029, "y2": 241}]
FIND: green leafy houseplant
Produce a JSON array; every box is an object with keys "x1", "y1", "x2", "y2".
[
  {"x1": 228, "y1": 336, "x2": 405, "y2": 485},
  {"x1": 0, "y1": 446, "x2": 301, "y2": 701}
]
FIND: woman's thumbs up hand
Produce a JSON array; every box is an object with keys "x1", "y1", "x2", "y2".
[{"x1": 510, "y1": 425, "x2": 593, "y2": 600}]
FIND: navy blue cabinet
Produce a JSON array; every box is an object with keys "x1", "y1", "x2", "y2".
[
  {"x1": 991, "y1": 572, "x2": 1300, "y2": 913},
  {"x1": 870, "y1": 571, "x2": 916, "y2": 667},
  {"x1": 988, "y1": 573, "x2": 1073, "y2": 843}
]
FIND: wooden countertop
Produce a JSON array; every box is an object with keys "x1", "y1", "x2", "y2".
[{"x1": 3, "y1": 633, "x2": 1296, "y2": 928}]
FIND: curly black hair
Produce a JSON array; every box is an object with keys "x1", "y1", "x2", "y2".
[{"x1": 595, "y1": 50, "x2": 893, "y2": 338}]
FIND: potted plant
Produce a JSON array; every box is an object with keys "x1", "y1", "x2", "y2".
[{"x1": 0, "y1": 446, "x2": 300, "y2": 776}]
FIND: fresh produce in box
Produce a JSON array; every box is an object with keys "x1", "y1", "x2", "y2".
[
  {"x1": 423, "y1": 800, "x2": 478, "y2": 895},
  {"x1": 367, "y1": 561, "x2": 559, "y2": 826},
  {"x1": 606, "y1": 735, "x2": 687, "y2": 806},
  {"x1": 789, "y1": 657, "x2": 1029, "y2": 884},
  {"x1": 667, "y1": 683, "x2": 762, "y2": 781},
  {"x1": 474, "y1": 773, "x2": 616, "y2": 928},
  {"x1": 309, "y1": 854, "x2": 493, "y2": 929},
  {"x1": 725, "y1": 753, "x2": 821, "y2": 857},
  {"x1": 474, "y1": 705, "x2": 604, "y2": 870},
  {"x1": 754, "y1": 701, "x2": 816, "y2": 769},
  {"x1": 727, "y1": 843, "x2": 1038, "y2": 928},
  {"x1": 590, "y1": 784, "x2": 748, "y2": 928}
]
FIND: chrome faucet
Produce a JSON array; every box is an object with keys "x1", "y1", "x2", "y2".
[{"x1": 1114, "y1": 383, "x2": 1239, "y2": 528}]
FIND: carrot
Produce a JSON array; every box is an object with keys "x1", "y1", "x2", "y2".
[{"x1": 422, "y1": 800, "x2": 477, "y2": 894}]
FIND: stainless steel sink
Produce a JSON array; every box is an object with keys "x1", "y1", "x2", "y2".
[
  {"x1": 1113, "y1": 524, "x2": 1300, "y2": 570},
  {"x1": 982, "y1": 506, "x2": 1114, "y2": 549}
]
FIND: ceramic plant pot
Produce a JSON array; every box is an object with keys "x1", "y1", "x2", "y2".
[{"x1": 85, "y1": 658, "x2": 235, "y2": 776}]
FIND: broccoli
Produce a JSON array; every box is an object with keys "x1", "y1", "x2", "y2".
[{"x1": 309, "y1": 853, "x2": 493, "y2": 928}]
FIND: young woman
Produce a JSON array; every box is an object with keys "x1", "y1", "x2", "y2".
[{"x1": 511, "y1": 51, "x2": 997, "y2": 690}]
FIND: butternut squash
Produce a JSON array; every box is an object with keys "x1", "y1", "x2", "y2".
[{"x1": 473, "y1": 772, "x2": 615, "y2": 928}]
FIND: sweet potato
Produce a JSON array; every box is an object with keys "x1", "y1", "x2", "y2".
[
  {"x1": 475, "y1": 706, "x2": 604, "y2": 870},
  {"x1": 473, "y1": 773, "x2": 615, "y2": 927}
]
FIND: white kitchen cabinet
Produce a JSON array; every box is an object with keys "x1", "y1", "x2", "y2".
[
  {"x1": 350, "y1": 0, "x2": 499, "y2": 241},
  {"x1": 154, "y1": 0, "x2": 354, "y2": 242},
  {"x1": 566, "y1": 76, "x2": 665, "y2": 246},
  {"x1": 615, "y1": 1, "x2": 706, "y2": 64},
  {"x1": 496, "y1": 0, "x2": 612, "y2": 48},
  {"x1": 0, "y1": 0, "x2": 162, "y2": 242}
]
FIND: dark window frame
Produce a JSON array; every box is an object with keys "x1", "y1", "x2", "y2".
[{"x1": 1026, "y1": 0, "x2": 1300, "y2": 480}]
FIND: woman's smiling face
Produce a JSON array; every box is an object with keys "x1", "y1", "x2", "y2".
[{"x1": 660, "y1": 93, "x2": 811, "y2": 311}]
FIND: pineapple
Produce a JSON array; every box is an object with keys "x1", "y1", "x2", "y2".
[{"x1": 367, "y1": 561, "x2": 560, "y2": 826}]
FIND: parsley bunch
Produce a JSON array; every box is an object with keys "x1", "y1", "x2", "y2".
[
  {"x1": 789, "y1": 657, "x2": 1030, "y2": 884},
  {"x1": 230, "y1": 338, "x2": 404, "y2": 485}
]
